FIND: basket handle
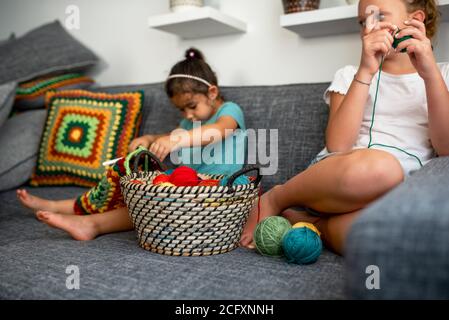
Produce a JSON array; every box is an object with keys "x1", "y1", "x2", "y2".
[
  {"x1": 125, "y1": 146, "x2": 167, "y2": 175},
  {"x1": 226, "y1": 165, "x2": 262, "y2": 193}
]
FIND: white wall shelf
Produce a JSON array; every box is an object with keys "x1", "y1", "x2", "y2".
[
  {"x1": 148, "y1": 6, "x2": 247, "y2": 39},
  {"x1": 281, "y1": 0, "x2": 449, "y2": 38}
]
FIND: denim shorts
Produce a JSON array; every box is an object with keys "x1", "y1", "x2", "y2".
[{"x1": 308, "y1": 149, "x2": 347, "y2": 168}]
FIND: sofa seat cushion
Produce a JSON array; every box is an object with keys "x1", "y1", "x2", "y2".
[{"x1": 0, "y1": 186, "x2": 345, "y2": 299}]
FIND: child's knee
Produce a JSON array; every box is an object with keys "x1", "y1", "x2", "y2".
[{"x1": 338, "y1": 150, "x2": 403, "y2": 199}]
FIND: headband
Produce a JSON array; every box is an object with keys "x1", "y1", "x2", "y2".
[{"x1": 167, "y1": 74, "x2": 212, "y2": 88}]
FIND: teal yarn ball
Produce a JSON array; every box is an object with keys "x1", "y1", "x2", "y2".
[
  {"x1": 282, "y1": 227, "x2": 322, "y2": 264},
  {"x1": 254, "y1": 216, "x2": 292, "y2": 257}
]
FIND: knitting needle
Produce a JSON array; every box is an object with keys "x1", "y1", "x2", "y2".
[{"x1": 102, "y1": 157, "x2": 123, "y2": 166}]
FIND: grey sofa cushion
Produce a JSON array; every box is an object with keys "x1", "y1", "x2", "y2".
[
  {"x1": 0, "y1": 82, "x2": 16, "y2": 128},
  {"x1": 0, "y1": 110, "x2": 47, "y2": 191},
  {"x1": 0, "y1": 20, "x2": 99, "y2": 85},
  {"x1": 0, "y1": 33, "x2": 15, "y2": 47},
  {"x1": 221, "y1": 84, "x2": 329, "y2": 190},
  {"x1": 0, "y1": 187, "x2": 345, "y2": 299},
  {"x1": 345, "y1": 156, "x2": 449, "y2": 299}
]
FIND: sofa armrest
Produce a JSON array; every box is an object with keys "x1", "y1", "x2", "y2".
[{"x1": 345, "y1": 156, "x2": 449, "y2": 299}]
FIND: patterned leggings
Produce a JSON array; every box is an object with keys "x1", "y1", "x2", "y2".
[{"x1": 74, "y1": 158, "x2": 127, "y2": 215}]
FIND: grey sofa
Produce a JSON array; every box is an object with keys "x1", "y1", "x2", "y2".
[{"x1": 0, "y1": 82, "x2": 448, "y2": 299}]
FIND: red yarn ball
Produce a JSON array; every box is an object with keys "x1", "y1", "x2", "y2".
[
  {"x1": 153, "y1": 174, "x2": 170, "y2": 185},
  {"x1": 169, "y1": 166, "x2": 200, "y2": 186}
]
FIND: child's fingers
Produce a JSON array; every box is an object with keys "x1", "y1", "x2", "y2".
[
  {"x1": 395, "y1": 27, "x2": 427, "y2": 41},
  {"x1": 365, "y1": 21, "x2": 397, "y2": 35},
  {"x1": 159, "y1": 148, "x2": 169, "y2": 162},
  {"x1": 149, "y1": 143, "x2": 159, "y2": 156},
  {"x1": 404, "y1": 45, "x2": 417, "y2": 55},
  {"x1": 369, "y1": 31, "x2": 393, "y2": 44},
  {"x1": 152, "y1": 144, "x2": 164, "y2": 160},
  {"x1": 128, "y1": 141, "x2": 137, "y2": 152},
  {"x1": 394, "y1": 38, "x2": 420, "y2": 53},
  {"x1": 372, "y1": 33, "x2": 394, "y2": 47},
  {"x1": 158, "y1": 148, "x2": 168, "y2": 162},
  {"x1": 371, "y1": 42, "x2": 390, "y2": 55},
  {"x1": 404, "y1": 19, "x2": 426, "y2": 34},
  {"x1": 378, "y1": 22, "x2": 398, "y2": 34}
]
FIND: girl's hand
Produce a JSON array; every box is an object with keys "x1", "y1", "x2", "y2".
[
  {"x1": 359, "y1": 22, "x2": 397, "y2": 77},
  {"x1": 394, "y1": 19, "x2": 439, "y2": 81},
  {"x1": 128, "y1": 135, "x2": 156, "y2": 152},
  {"x1": 149, "y1": 135, "x2": 181, "y2": 162}
]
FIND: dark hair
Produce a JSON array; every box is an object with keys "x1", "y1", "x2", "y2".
[{"x1": 165, "y1": 48, "x2": 219, "y2": 98}]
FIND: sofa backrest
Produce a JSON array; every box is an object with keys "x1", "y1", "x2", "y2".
[{"x1": 95, "y1": 82, "x2": 330, "y2": 190}]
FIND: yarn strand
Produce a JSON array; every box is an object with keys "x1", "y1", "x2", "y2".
[{"x1": 367, "y1": 56, "x2": 423, "y2": 168}]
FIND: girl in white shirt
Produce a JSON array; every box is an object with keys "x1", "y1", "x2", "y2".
[{"x1": 241, "y1": 0, "x2": 449, "y2": 255}]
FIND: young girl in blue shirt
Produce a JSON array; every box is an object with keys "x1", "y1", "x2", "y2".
[{"x1": 17, "y1": 48, "x2": 247, "y2": 240}]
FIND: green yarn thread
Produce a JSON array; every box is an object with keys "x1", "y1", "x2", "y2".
[
  {"x1": 368, "y1": 56, "x2": 423, "y2": 168},
  {"x1": 253, "y1": 216, "x2": 292, "y2": 257}
]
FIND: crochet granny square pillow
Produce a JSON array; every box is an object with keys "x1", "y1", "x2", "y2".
[
  {"x1": 30, "y1": 90, "x2": 143, "y2": 187},
  {"x1": 15, "y1": 73, "x2": 95, "y2": 111}
]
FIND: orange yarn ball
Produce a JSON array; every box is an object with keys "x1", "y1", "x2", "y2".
[
  {"x1": 153, "y1": 174, "x2": 170, "y2": 185},
  {"x1": 169, "y1": 166, "x2": 200, "y2": 186},
  {"x1": 198, "y1": 179, "x2": 220, "y2": 186}
]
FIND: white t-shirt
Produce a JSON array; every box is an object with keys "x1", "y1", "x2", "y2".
[{"x1": 317, "y1": 63, "x2": 449, "y2": 176}]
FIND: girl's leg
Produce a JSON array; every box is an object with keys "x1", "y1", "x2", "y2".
[
  {"x1": 240, "y1": 148, "x2": 404, "y2": 247},
  {"x1": 17, "y1": 158, "x2": 126, "y2": 215},
  {"x1": 17, "y1": 189, "x2": 76, "y2": 215},
  {"x1": 35, "y1": 206, "x2": 133, "y2": 241},
  {"x1": 282, "y1": 208, "x2": 362, "y2": 255}
]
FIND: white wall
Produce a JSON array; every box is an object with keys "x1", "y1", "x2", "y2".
[{"x1": 0, "y1": 0, "x2": 448, "y2": 86}]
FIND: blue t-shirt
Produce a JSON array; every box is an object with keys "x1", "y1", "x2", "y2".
[{"x1": 176, "y1": 101, "x2": 246, "y2": 176}]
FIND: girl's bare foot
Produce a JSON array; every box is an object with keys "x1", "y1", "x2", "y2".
[
  {"x1": 17, "y1": 189, "x2": 75, "y2": 215},
  {"x1": 36, "y1": 210, "x2": 98, "y2": 241},
  {"x1": 17, "y1": 189, "x2": 57, "y2": 213},
  {"x1": 240, "y1": 185, "x2": 284, "y2": 248}
]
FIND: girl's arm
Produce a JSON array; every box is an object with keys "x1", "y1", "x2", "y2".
[
  {"x1": 149, "y1": 116, "x2": 239, "y2": 161},
  {"x1": 326, "y1": 70, "x2": 373, "y2": 153},
  {"x1": 128, "y1": 133, "x2": 170, "y2": 152},
  {"x1": 174, "y1": 116, "x2": 238, "y2": 148},
  {"x1": 326, "y1": 22, "x2": 396, "y2": 153},
  {"x1": 424, "y1": 70, "x2": 449, "y2": 156},
  {"x1": 395, "y1": 19, "x2": 449, "y2": 156}
]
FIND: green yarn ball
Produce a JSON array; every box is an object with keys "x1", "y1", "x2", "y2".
[
  {"x1": 254, "y1": 216, "x2": 292, "y2": 257},
  {"x1": 282, "y1": 227, "x2": 322, "y2": 265}
]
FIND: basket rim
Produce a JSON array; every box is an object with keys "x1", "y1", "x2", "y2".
[{"x1": 119, "y1": 171, "x2": 258, "y2": 194}]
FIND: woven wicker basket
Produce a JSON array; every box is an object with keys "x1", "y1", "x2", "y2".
[{"x1": 120, "y1": 148, "x2": 262, "y2": 256}]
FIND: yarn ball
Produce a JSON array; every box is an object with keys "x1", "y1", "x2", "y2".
[
  {"x1": 292, "y1": 222, "x2": 321, "y2": 236},
  {"x1": 219, "y1": 175, "x2": 250, "y2": 187},
  {"x1": 158, "y1": 182, "x2": 175, "y2": 187},
  {"x1": 282, "y1": 226, "x2": 322, "y2": 265},
  {"x1": 169, "y1": 166, "x2": 200, "y2": 186},
  {"x1": 152, "y1": 174, "x2": 170, "y2": 185},
  {"x1": 198, "y1": 179, "x2": 220, "y2": 186},
  {"x1": 253, "y1": 216, "x2": 292, "y2": 257}
]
